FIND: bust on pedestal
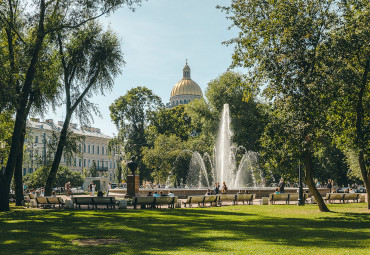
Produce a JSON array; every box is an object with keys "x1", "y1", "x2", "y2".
[{"x1": 126, "y1": 156, "x2": 139, "y2": 198}]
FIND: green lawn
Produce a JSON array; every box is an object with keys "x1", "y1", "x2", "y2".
[{"x1": 1, "y1": 203, "x2": 369, "y2": 255}]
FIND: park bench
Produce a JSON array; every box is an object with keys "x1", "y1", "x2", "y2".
[
  {"x1": 132, "y1": 196, "x2": 178, "y2": 209},
  {"x1": 72, "y1": 197, "x2": 94, "y2": 209},
  {"x1": 183, "y1": 196, "x2": 205, "y2": 208},
  {"x1": 154, "y1": 196, "x2": 178, "y2": 209},
  {"x1": 92, "y1": 197, "x2": 116, "y2": 209},
  {"x1": 72, "y1": 196, "x2": 116, "y2": 209},
  {"x1": 269, "y1": 194, "x2": 290, "y2": 204},
  {"x1": 183, "y1": 195, "x2": 219, "y2": 208},
  {"x1": 133, "y1": 197, "x2": 156, "y2": 209},
  {"x1": 35, "y1": 197, "x2": 64, "y2": 209},
  {"x1": 324, "y1": 193, "x2": 345, "y2": 203},
  {"x1": 46, "y1": 197, "x2": 64, "y2": 209},
  {"x1": 219, "y1": 194, "x2": 237, "y2": 206},
  {"x1": 343, "y1": 193, "x2": 360, "y2": 203},
  {"x1": 285, "y1": 194, "x2": 308, "y2": 204},
  {"x1": 269, "y1": 193, "x2": 307, "y2": 204},
  {"x1": 203, "y1": 195, "x2": 219, "y2": 207},
  {"x1": 35, "y1": 197, "x2": 49, "y2": 208},
  {"x1": 235, "y1": 194, "x2": 255, "y2": 205}
]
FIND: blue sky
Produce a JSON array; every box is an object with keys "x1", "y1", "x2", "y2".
[{"x1": 39, "y1": 0, "x2": 239, "y2": 136}]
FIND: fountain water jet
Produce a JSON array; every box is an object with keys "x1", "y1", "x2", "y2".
[{"x1": 184, "y1": 104, "x2": 270, "y2": 189}]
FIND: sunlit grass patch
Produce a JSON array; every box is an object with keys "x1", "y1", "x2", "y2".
[{"x1": 0, "y1": 203, "x2": 369, "y2": 254}]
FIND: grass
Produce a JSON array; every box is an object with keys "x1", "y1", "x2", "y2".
[{"x1": 1, "y1": 203, "x2": 369, "y2": 255}]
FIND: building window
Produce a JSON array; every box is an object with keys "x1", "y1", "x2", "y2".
[
  {"x1": 102, "y1": 147, "x2": 104, "y2": 155},
  {"x1": 23, "y1": 168, "x2": 27, "y2": 176},
  {"x1": 88, "y1": 159, "x2": 90, "y2": 167},
  {"x1": 84, "y1": 159, "x2": 86, "y2": 167},
  {"x1": 79, "y1": 144, "x2": 82, "y2": 152},
  {"x1": 35, "y1": 136, "x2": 38, "y2": 143},
  {"x1": 79, "y1": 159, "x2": 81, "y2": 167},
  {"x1": 92, "y1": 145, "x2": 95, "y2": 154},
  {"x1": 88, "y1": 145, "x2": 90, "y2": 153},
  {"x1": 84, "y1": 144, "x2": 86, "y2": 153},
  {"x1": 97, "y1": 146, "x2": 100, "y2": 154},
  {"x1": 110, "y1": 161, "x2": 112, "y2": 169}
]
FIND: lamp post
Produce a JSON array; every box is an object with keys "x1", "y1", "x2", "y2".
[{"x1": 298, "y1": 162, "x2": 304, "y2": 206}]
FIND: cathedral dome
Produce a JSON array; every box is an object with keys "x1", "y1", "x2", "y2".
[
  {"x1": 170, "y1": 79, "x2": 203, "y2": 97},
  {"x1": 169, "y1": 61, "x2": 203, "y2": 107}
]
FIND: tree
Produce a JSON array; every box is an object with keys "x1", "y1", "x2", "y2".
[
  {"x1": 44, "y1": 22, "x2": 124, "y2": 196},
  {"x1": 110, "y1": 86, "x2": 163, "y2": 183},
  {"x1": 0, "y1": 0, "x2": 142, "y2": 211},
  {"x1": 24, "y1": 166, "x2": 83, "y2": 190},
  {"x1": 142, "y1": 134, "x2": 185, "y2": 185},
  {"x1": 185, "y1": 98, "x2": 216, "y2": 146},
  {"x1": 221, "y1": 0, "x2": 339, "y2": 211},
  {"x1": 324, "y1": 0, "x2": 370, "y2": 209},
  {"x1": 0, "y1": 112, "x2": 13, "y2": 169},
  {"x1": 147, "y1": 105, "x2": 193, "y2": 142},
  {"x1": 206, "y1": 71, "x2": 267, "y2": 151}
]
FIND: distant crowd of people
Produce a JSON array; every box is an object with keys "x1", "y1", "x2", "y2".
[{"x1": 147, "y1": 190, "x2": 174, "y2": 197}]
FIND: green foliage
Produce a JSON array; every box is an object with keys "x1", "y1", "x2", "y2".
[
  {"x1": 23, "y1": 166, "x2": 83, "y2": 189},
  {"x1": 185, "y1": 98, "x2": 216, "y2": 145},
  {"x1": 323, "y1": 0, "x2": 369, "y2": 184},
  {"x1": 0, "y1": 112, "x2": 14, "y2": 167},
  {"x1": 206, "y1": 71, "x2": 267, "y2": 151},
  {"x1": 110, "y1": 86, "x2": 163, "y2": 182},
  {"x1": 142, "y1": 134, "x2": 185, "y2": 184},
  {"x1": 221, "y1": 0, "x2": 337, "y2": 162},
  {"x1": 147, "y1": 105, "x2": 193, "y2": 142}
]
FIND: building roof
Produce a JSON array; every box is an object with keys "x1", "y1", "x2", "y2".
[{"x1": 27, "y1": 119, "x2": 111, "y2": 140}]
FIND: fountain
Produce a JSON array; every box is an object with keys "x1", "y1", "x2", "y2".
[{"x1": 186, "y1": 104, "x2": 262, "y2": 189}]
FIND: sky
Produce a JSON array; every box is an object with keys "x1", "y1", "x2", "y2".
[{"x1": 37, "y1": 0, "x2": 240, "y2": 137}]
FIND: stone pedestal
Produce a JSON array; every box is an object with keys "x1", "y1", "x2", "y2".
[{"x1": 126, "y1": 175, "x2": 139, "y2": 198}]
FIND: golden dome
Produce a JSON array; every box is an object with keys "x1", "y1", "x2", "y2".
[
  {"x1": 170, "y1": 61, "x2": 203, "y2": 97},
  {"x1": 170, "y1": 79, "x2": 203, "y2": 97}
]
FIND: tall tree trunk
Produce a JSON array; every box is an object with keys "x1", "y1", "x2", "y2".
[
  {"x1": 0, "y1": 111, "x2": 27, "y2": 211},
  {"x1": 0, "y1": 1, "x2": 46, "y2": 211},
  {"x1": 14, "y1": 127, "x2": 26, "y2": 206},
  {"x1": 358, "y1": 151, "x2": 370, "y2": 209},
  {"x1": 356, "y1": 60, "x2": 369, "y2": 209},
  {"x1": 44, "y1": 115, "x2": 71, "y2": 196},
  {"x1": 304, "y1": 150, "x2": 330, "y2": 212}
]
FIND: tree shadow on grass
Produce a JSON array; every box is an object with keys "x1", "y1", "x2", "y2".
[{"x1": 0, "y1": 206, "x2": 369, "y2": 254}]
